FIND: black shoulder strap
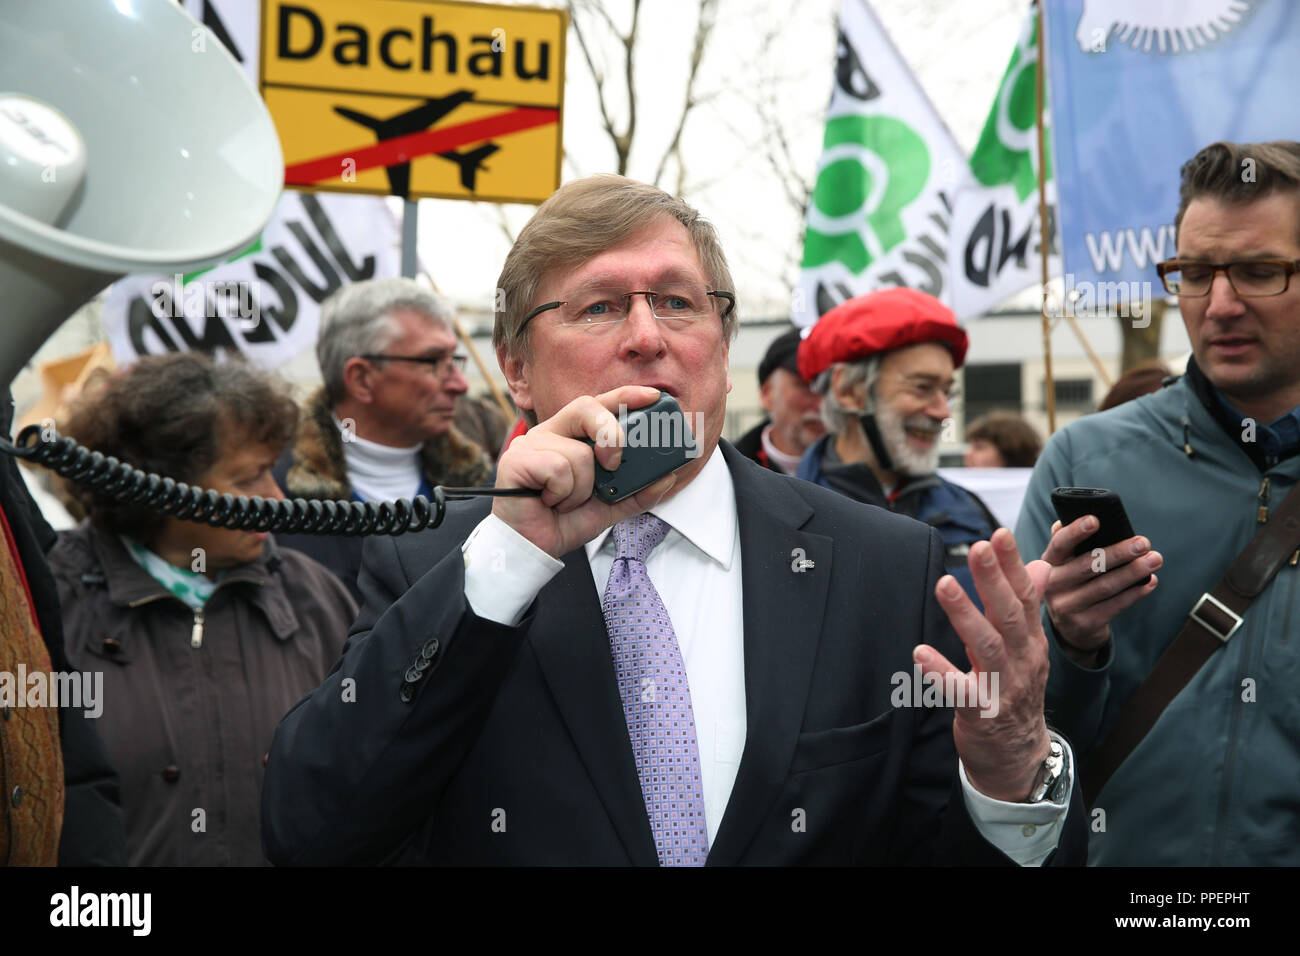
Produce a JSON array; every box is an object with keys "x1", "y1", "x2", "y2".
[{"x1": 1083, "y1": 478, "x2": 1300, "y2": 807}]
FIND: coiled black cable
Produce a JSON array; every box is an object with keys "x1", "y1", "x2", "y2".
[{"x1": 1, "y1": 424, "x2": 539, "y2": 536}]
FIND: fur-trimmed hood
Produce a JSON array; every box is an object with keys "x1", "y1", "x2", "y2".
[{"x1": 283, "y1": 388, "x2": 491, "y2": 501}]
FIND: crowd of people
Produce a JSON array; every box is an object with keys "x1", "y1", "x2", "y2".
[{"x1": 2, "y1": 138, "x2": 1297, "y2": 866}]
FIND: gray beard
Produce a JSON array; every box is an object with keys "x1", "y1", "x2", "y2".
[{"x1": 874, "y1": 400, "x2": 941, "y2": 477}]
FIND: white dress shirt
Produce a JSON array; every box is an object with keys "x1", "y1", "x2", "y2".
[{"x1": 461, "y1": 445, "x2": 1072, "y2": 864}]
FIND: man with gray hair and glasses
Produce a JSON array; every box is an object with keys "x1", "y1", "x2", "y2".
[
  {"x1": 265, "y1": 175, "x2": 1086, "y2": 867},
  {"x1": 1016, "y1": 140, "x2": 1300, "y2": 864},
  {"x1": 274, "y1": 277, "x2": 491, "y2": 602}
]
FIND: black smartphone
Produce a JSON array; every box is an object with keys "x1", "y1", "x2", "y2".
[
  {"x1": 1050, "y1": 486, "x2": 1151, "y2": 585},
  {"x1": 582, "y1": 395, "x2": 698, "y2": 503}
]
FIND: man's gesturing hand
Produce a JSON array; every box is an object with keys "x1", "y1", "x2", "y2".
[
  {"x1": 1039, "y1": 516, "x2": 1160, "y2": 666},
  {"x1": 492, "y1": 386, "x2": 677, "y2": 558},
  {"x1": 916, "y1": 528, "x2": 1052, "y2": 803}
]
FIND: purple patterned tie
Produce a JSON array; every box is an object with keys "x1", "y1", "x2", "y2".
[{"x1": 602, "y1": 514, "x2": 710, "y2": 866}]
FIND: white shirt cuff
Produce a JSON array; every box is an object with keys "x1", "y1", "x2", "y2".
[
  {"x1": 958, "y1": 732, "x2": 1074, "y2": 867},
  {"x1": 461, "y1": 513, "x2": 565, "y2": 626}
]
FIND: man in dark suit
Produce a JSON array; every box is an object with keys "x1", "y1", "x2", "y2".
[{"x1": 262, "y1": 176, "x2": 1086, "y2": 866}]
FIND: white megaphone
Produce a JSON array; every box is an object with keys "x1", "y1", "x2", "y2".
[{"x1": 0, "y1": 0, "x2": 282, "y2": 391}]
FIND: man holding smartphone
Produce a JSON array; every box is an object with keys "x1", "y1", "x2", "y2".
[
  {"x1": 1016, "y1": 140, "x2": 1300, "y2": 865},
  {"x1": 263, "y1": 175, "x2": 1086, "y2": 866}
]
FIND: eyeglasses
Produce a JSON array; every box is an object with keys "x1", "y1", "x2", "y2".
[
  {"x1": 520, "y1": 284, "x2": 736, "y2": 332},
  {"x1": 889, "y1": 375, "x2": 960, "y2": 405},
  {"x1": 358, "y1": 352, "x2": 468, "y2": 378},
  {"x1": 1155, "y1": 258, "x2": 1300, "y2": 297}
]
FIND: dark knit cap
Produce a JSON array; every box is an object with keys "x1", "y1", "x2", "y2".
[{"x1": 758, "y1": 327, "x2": 804, "y2": 386}]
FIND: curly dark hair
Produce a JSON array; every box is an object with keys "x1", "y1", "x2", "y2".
[
  {"x1": 61, "y1": 352, "x2": 299, "y2": 541},
  {"x1": 965, "y1": 411, "x2": 1042, "y2": 468}
]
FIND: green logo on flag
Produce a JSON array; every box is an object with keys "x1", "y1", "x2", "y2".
[
  {"x1": 969, "y1": 12, "x2": 1047, "y2": 202},
  {"x1": 802, "y1": 115, "x2": 930, "y2": 272}
]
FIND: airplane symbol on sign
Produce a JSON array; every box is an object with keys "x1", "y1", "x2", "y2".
[
  {"x1": 334, "y1": 90, "x2": 499, "y2": 196},
  {"x1": 281, "y1": 103, "x2": 558, "y2": 196}
]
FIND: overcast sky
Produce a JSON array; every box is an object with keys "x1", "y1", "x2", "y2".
[{"x1": 414, "y1": 0, "x2": 1032, "y2": 322}]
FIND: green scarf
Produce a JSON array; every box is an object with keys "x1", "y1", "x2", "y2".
[{"x1": 120, "y1": 536, "x2": 226, "y2": 609}]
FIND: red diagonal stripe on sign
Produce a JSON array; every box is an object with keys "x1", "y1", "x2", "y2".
[{"x1": 283, "y1": 107, "x2": 559, "y2": 186}]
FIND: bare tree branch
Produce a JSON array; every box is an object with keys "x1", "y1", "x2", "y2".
[
  {"x1": 564, "y1": 0, "x2": 821, "y2": 307},
  {"x1": 706, "y1": 96, "x2": 809, "y2": 208},
  {"x1": 753, "y1": 87, "x2": 813, "y2": 213},
  {"x1": 619, "y1": 0, "x2": 641, "y2": 175},
  {"x1": 568, "y1": 1, "x2": 623, "y2": 170},
  {"x1": 491, "y1": 203, "x2": 518, "y2": 246},
  {"x1": 569, "y1": 0, "x2": 636, "y2": 174},
  {"x1": 561, "y1": 149, "x2": 586, "y2": 181},
  {"x1": 588, "y1": 0, "x2": 621, "y2": 38},
  {"x1": 652, "y1": 0, "x2": 718, "y2": 189},
  {"x1": 738, "y1": 6, "x2": 818, "y2": 218}
]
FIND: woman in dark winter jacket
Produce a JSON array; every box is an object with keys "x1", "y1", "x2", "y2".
[{"x1": 47, "y1": 353, "x2": 356, "y2": 866}]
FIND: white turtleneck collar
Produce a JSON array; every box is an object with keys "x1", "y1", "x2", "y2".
[
  {"x1": 335, "y1": 416, "x2": 423, "y2": 502},
  {"x1": 760, "y1": 424, "x2": 803, "y2": 475}
]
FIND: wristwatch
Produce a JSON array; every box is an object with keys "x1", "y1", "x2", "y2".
[{"x1": 1026, "y1": 738, "x2": 1069, "y2": 804}]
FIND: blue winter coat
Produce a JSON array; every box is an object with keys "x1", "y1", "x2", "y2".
[{"x1": 796, "y1": 435, "x2": 998, "y2": 602}]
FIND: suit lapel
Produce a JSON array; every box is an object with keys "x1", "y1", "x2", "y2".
[
  {"x1": 527, "y1": 548, "x2": 660, "y2": 866},
  {"x1": 707, "y1": 442, "x2": 833, "y2": 865},
  {"x1": 525, "y1": 442, "x2": 832, "y2": 866}
]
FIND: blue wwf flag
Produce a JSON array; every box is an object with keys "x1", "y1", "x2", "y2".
[{"x1": 1046, "y1": 0, "x2": 1300, "y2": 290}]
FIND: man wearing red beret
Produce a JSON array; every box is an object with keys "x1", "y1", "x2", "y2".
[{"x1": 796, "y1": 287, "x2": 999, "y2": 600}]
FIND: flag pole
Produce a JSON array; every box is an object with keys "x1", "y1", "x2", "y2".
[
  {"x1": 401, "y1": 200, "x2": 419, "y2": 279},
  {"x1": 1065, "y1": 309, "x2": 1115, "y2": 388},
  {"x1": 1032, "y1": 6, "x2": 1113, "y2": 405},
  {"x1": 1034, "y1": 0, "x2": 1056, "y2": 435}
]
